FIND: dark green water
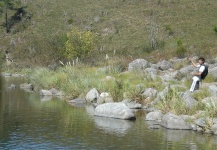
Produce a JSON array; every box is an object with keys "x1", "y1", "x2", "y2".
[{"x1": 0, "y1": 77, "x2": 217, "y2": 150}]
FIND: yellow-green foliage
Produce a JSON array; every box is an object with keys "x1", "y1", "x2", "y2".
[
  {"x1": 192, "y1": 88, "x2": 211, "y2": 101},
  {"x1": 64, "y1": 28, "x2": 94, "y2": 60}
]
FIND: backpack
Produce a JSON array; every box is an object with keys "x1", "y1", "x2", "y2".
[{"x1": 200, "y1": 65, "x2": 208, "y2": 80}]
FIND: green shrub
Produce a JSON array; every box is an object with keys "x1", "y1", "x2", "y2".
[
  {"x1": 64, "y1": 28, "x2": 95, "y2": 61},
  {"x1": 165, "y1": 25, "x2": 174, "y2": 36},
  {"x1": 176, "y1": 39, "x2": 187, "y2": 58},
  {"x1": 213, "y1": 26, "x2": 217, "y2": 33}
]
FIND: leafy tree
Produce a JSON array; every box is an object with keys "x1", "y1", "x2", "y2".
[
  {"x1": 64, "y1": 28, "x2": 95, "y2": 61},
  {"x1": 0, "y1": 0, "x2": 20, "y2": 33}
]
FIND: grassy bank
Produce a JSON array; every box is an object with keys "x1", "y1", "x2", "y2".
[
  {"x1": 5, "y1": 64, "x2": 213, "y2": 118},
  {"x1": 26, "y1": 65, "x2": 164, "y2": 101}
]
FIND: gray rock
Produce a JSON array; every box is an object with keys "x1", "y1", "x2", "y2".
[
  {"x1": 195, "y1": 118, "x2": 206, "y2": 127},
  {"x1": 180, "y1": 91, "x2": 198, "y2": 108},
  {"x1": 150, "y1": 63, "x2": 158, "y2": 69},
  {"x1": 145, "y1": 111, "x2": 163, "y2": 121},
  {"x1": 155, "y1": 87, "x2": 169, "y2": 102},
  {"x1": 160, "y1": 74, "x2": 175, "y2": 82},
  {"x1": 169, "y1": 57, "x2": 187, "y2": 64},
  {"x1": 209, "y1": 67, "x2": 217, "y2": 80},
  {"x1": 40, "y1": 89, "x2": 52, "y2": 96},
  {"x1": 208, "y1": 85, "x2": 217, "y2": 96},
  {"x1": 122, "y1": 99, "x2": 133, "y2": 103},
  {"x1": 180, "y1": 115, "x2": 195, "y2": 121},
  {"x1": 49, "y1": 88, "x2": 59, "y2": 95},
  {"x1": 157, "y1": 60, "x2": 173, "y2": 71},
  {"x1": 128, "y1": 59, "x2": 150, "y2": 72},
  {"x1": 209, "y1": 63, "x2": 217, "y2": 69},
  {"x1": 11, "y1": 74, "x2": 25, "y2": 77},
  {"x1": 202, "y1": 97, "x2": 217, "y2": 107},
  {"x1": 161, "y1": 112, "x2": 192, "y2": 130},
  {"x1": 19, "y1": 83, "x2": 34, "y2": 91},
  {"x1": 191, "y1": 124, "x2": 197, "y2": 131},
  {"x1": 94, "y1": 102, "x2": 136, "y2": 120},
  {"x1": 212, "y1": 124, "x2": 217, "y2": 135},
  {"x1": 179, "y1": 65, "x2": 195, "y2": 75},
  {"x1": 1, "y1": 73, "x2": 11, "y2": 76},
  {"x1": 85, "y1": 88, "x2": 99, "y2": 103},
  {"x1": 126, "y1": 101, "x2": 142, "y2": 109},
  {"x1": 144, "y1": 68, "x2": 158, "y2": 75},
  {"x1": 9, "y1": 84, "x2": 16, "y2": 89},
  {"x1": 213, "y1": 118, "x2": 217, "y2": 124},
  {"x1": 142, "y1": 88, "x2": 158, "y2": 98}
]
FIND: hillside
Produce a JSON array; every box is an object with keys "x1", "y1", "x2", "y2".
[{"x1": 0, "y1": 0, "x2": 217, "y2": 67}]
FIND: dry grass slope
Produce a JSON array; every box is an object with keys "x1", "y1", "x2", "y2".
[{"x1": 0, "y1": 0, "x2": 217, "y2": 66}]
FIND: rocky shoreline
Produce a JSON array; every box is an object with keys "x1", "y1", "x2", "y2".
[{"x1": 2, "y1": 57, "x2": 217, "y2": 135}]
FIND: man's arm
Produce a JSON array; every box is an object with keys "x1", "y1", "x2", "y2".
[{"x1": 189, "y1": 58, "x2": 198, "y2": 67}]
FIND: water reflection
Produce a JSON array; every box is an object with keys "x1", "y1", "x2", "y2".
[
  {"x1": 1, "y1": 76, "x2": 217, "y2": 150},
  {"x1": 94, "y1": 116, "x2": 135, "y2": 136}
]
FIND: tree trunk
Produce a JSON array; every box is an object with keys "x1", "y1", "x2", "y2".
[{"x1": 5, "y1": 6, "x2": 9, "y2": 33}]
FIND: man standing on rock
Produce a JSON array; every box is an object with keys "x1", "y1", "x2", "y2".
[{"x1": 189, "y1": 57, "x2": 206, "y2": 92}]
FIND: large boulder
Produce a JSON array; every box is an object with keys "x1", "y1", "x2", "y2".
[
  {"x1": 49, "y1": 88, "x2": 64, "y2": 96},
  {"x1": 126, "y1": 101, "x2": 142, "y2": 109},
  {"x1": 161, "y1": 112, "x2": 192, "y2": 130},
  {"x1": 19, "y1": 83, "x2": 34, "y2": 92},
  {"x1": 157, "y1": 60, "x2": 173, "y2": 71},
  {"x1": 209, "y1": 67, "x2": 217, "y2": 80},
  {"x1": 40, "y1": 89, "x2": 52, "y2": 96},
  {"x1": 209, "y1": 63, "x2": 217, "y2": 69},
  {"x1": 85, "y1": 88, "x2": 100, "y2": 103},
  {"x1": 144, "y1": 68, "x2": 158, "y2": 75},
  {"x1": 195, "y1": 118, "x2": 206, "y2": 127},
  {"x1": 179, "y1": 65, "x2": 195, "y2": 75},
  {"x1": 208, "y1": 85, "x2": 217, "y2": 96},
  {"x1": 145, "y1": 110, "x2": 163, "y2": 121},
  {"x1": 180, "y1": 91, "x2": 198, "y2": 108},
  {"x1": 202, "y1": 97, "x2": 217, "y2": 107},
  {"x1": 94, "y1": 102, "x2": 136, "y2": 120},
  {"x1": 212, "y1": 124, "x2": 217, "y2": 135},
  {"x1": 128, "y1": 59, "x2": 150, "y2": 72}
]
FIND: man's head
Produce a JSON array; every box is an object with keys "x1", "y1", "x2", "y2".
[{"x1": 198, "y1": 57, "x2": 205, "y2": 64}]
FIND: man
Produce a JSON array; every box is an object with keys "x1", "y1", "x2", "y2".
[{"x1": 189, "y1": 57, "x2": 205, "y2": 92}]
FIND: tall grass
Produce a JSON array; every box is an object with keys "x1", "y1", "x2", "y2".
[
  {"x1": 28, "y1": 65, "x2": 162, "y2": 101},
  {"x1": 155, "y1": 87, "x2": 205, "y2": 115}
]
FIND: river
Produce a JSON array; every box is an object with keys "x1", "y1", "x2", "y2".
[{"x1": 0, "y1": 76, "x2": 217, "y2": 150}]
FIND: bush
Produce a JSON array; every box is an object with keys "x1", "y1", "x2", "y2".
[
  {"x1": 176, "y1": 39, "x2": 187, "y2": 58},
  {"x1": 213, "y1": 26, "x2": 217, "y2": 33},
  {"x1": 64, "y1": 28, "x2": 95, "y2": 61}
]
